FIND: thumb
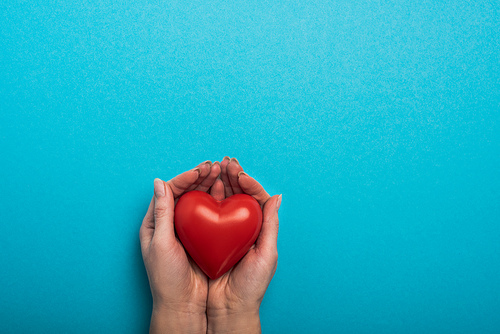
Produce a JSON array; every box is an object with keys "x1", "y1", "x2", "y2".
[
  {"x1": 255, "y1": 194, "x2": 282, "y2": 254},
  {"x1": 153, "y1": 178, "x2": 175, "y2": 239}
]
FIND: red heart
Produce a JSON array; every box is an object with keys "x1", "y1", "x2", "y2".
[{"x1": 174, "y1": 190, "x2": 263, "y2": 279}]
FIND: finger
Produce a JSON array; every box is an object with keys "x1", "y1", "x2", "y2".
[
  {"x1": 210, "y1": 178, "x2": 225, "y2": 201},
  {"x1": 195, "y1": 162, "x2": 220, "y2": 192},
  {"x1": 168, "y1": 167, "x2": 202, "y2": 198},
  {"x1": 220, "y1": 156, "x2": 233, "y2": 197},
  {"x1": 187, "y1": 161, "x2": 212, "y2": 191},
  {"x1": 255, "y1": 194, "x2": 282, "y2": 255},
  {"x1": 227, "y1": 157, "x2": 244, "y2": 194},
  {"x1": 153, "y1": 178, "x2": 176, "y2": 239},
  {"x1": 139, "y1": 195, "x2": 155, "y2": 252},
  {"x1": 237, "y1": 171, "x2": 271, "y2": 206}
]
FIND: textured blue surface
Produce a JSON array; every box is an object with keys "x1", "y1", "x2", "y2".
[{"x1": 1, "y1": 1, "x2": 499, "y2": 333}]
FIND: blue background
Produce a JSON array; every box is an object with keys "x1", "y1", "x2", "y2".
[{"x1": 1, "y1": 0, "x2": 499, "y2": 333}]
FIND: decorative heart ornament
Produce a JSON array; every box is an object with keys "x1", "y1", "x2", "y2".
[{"x1": 174, "y1": 191, "x2": 263, "y2": 279}]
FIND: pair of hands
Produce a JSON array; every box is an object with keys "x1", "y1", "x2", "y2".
[{"x1": 140, "y1": 158, "x2": 281, "y2": 333}]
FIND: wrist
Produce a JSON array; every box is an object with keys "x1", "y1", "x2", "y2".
[
  {"x1": 207, "y1": 306, "x2": 261, "y2": 334},
  {"x1": 150, "y1": 303, "x2": 207, "y2": 334}
]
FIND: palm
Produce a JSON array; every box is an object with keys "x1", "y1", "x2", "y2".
[
  {"x1": 141, "y1": 161, "x2": 221, "y2": 308},
  {"x1": 171, "y1": 236, "x2": 208, "y2": 295},
  {"x1": 165, "y1": 162, "x2": 223, "y2": 300},
  {"x1": 207, "y1": 158, "x2": 278, "y2": 310},
  {"x1": 208, "y1": 247, "x2": 276, "y2": 309}
]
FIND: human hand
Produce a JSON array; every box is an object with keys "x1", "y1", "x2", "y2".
[
  {"x1": 207, "y1": 157, "x2": 282, "y2": 334},
  {"x1": 140, "y1": 161, "x2": 220, "y2": 333}
]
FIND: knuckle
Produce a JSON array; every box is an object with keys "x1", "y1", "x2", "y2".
[
  {"x1": 154, "y1": 206, "x2": 167, "y2": 220},
  {"x1": 271, "y1": 250, "x2": 278, "y2": 264}
]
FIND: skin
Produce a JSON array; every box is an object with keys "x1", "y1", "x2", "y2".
[{"x1": 140, "y1": 158, "x2": 281, "y2": 333}]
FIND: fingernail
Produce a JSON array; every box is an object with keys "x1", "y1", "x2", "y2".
[
  {"x1": 238, "y1": 171, "x2": 247, "y2": 178},
  {"x1": 276, "y1": 194, "x2": 282, "y2": 212},
  {"x1": 203, "y1": 160, "x2": 212, "y2": 166},
  {"x1": 223, "y1": 156, "x2": 230, "y2": 162},
  {"x1": 230, "y1": 157, "x2": 239, "y2": 165},
  {"x1": 192, "y1": 167, "x2": 201, "y2": 175},
  {"x1": 154, "y1": 178, "x2": 165, "y2": 198},
  {"x1": 213, "y1": 161, "x2": 220, "y2": 166}
]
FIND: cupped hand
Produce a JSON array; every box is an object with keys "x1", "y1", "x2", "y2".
[
  {"x1": 207, "y1": 157, "x2": 282, "y2": 333},
  {"x1": 140, "y1": 161, "x2": 220, "y2": 333}
]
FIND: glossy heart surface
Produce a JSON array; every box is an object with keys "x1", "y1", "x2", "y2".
[{"x1": 174, "y1": 191, "x2": 263, "y2": 279}]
